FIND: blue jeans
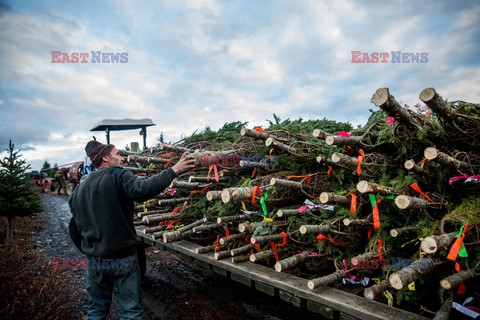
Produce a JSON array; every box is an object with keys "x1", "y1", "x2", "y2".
[{"x1": 86, "y1": 253, "x2": 142, "y2": 320}]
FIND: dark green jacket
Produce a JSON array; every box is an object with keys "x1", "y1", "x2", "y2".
[{"x1": 68, "y1": 166, "x2": 177, "y2": 258}]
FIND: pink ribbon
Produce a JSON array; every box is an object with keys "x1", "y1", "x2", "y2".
[
  {"x1": 449, "y1": 174, "x2": 480, "y2": 185},
  {"x1": 338, "y1": 131, "x2": 352, "y2": 137}
]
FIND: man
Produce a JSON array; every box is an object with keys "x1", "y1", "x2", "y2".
[
  {"x1": 55, "y1": 167, "x2": 69, "y2": 195},
  {"x1": 68, "y1": 140, "x2": 195, "y2": 320}
]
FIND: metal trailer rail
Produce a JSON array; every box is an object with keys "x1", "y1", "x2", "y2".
[{"x1": 136, "y1": 229, "x2": 429, "y2": 320}]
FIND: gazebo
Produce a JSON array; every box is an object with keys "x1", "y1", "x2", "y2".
[{"x1": 90, "y1": 118, "x2": 155, "y2": 150}]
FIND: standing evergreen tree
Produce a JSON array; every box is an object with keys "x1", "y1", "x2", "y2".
[
  {"x1": 0, "y1": 140, "x2": 43, "y2": 249},
  {"x1": 41, "y1": 160, "x2": 51, "y2": 177}
]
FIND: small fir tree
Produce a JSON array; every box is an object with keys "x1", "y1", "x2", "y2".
[{"x1": 0, "y1": 140, "x2": 43, "y2": 249}]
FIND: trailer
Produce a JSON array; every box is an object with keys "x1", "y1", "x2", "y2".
[{"x1": 135, "y1": 228, "x2": 429, "y2": 320}]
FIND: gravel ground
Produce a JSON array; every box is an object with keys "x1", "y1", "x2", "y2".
[{"x1": 38, "y1": 193, "x2": 322, "y2": 320}]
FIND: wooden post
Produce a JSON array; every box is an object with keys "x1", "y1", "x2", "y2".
[
  {"x1": 388, "y1": 258, "x2": 435, "y2": 290},
  {"x1": 275, "y1": 252, "x2": 311, "y2": 272}
]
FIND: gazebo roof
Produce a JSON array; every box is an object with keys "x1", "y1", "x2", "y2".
[{"x1": 90, "y1": 118, "x2": 155, "y2": 131}]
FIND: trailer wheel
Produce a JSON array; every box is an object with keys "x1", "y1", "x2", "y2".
[{"x1": 66, "y1": 183, "x2": 75, "y2": 195}]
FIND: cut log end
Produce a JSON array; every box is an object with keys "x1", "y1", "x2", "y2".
[
  {"x1": 343, "y1": 218, "x2": 352, "y2": 226},
  {"x1": 440, "y1": 279, "x2": 452, "y2": 290},
  {"x1": 307, "y1": 281, "x2": 315, "y2": 290},
  {"x1": 299, "y1": 225, "x2": 307, "y2": 234},
  {"x1": 331, "y1": 153, "x2": 341, "y2": 163},
  {"x1": 370, "y1": 88, "x2": 390, "y2": 107},
  {"x1": 240, "y1": 128, "x2": 247, "y2": 136},
  {"x1": 390, "y1": 229, "x2": 399, "y2": 237},
  {"x1": 419, "y1": 87, "x2": 436, "y2": 102},
  {"x1": 221, "y1": 189, "x2": 231, "y2": 203},
  {"x1": 424, "y1": 147, "x2": 439, "y2": 160},
  {"x1": 206, "y1": 191, "x2": 214, "y2": 201},
  {"x1": 356, "y1": 180, "x2": 370, "y2": 193},
  {"x1": 265, "y1": 137, "x2": 274, "y2": 147},
  {"x1": 274, "y1": 262, "x2": 282, "y2": 272},
  {"x1": 404, "y1": 159, "x2": 415, "y2": 170},
  {"x1": 270, "y1": 178, "x2": 276, "y2": 185},
  {"x1": 319, "y1": 192, "x2": 329, "y2": 204},
  {"x1": 363, "y1": 289, "x2": 375, "y2": 300},
  {"x1": 420, "y1": 237, "x2": 438, "y2": 254},
  {"x1": 325, "y1": 136, "x2": 335, "y2": 146},
  {"x1": 395, "y1": 195, "x2": 411, "y2": 209},
  {"x1": 388, "y1": 274, "x2": 404, "y2": 290}
]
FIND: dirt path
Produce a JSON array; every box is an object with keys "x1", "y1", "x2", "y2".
[{"x1": 39, "y1": 193, "x2": 321, "y2": 320}]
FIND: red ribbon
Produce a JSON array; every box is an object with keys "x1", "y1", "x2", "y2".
[
  {"x1": 372, "y1": 198, "x2": 383, "y2": 230},
  {"x1": 252, "y1": 186, "x2": 262, "y2": 204}
]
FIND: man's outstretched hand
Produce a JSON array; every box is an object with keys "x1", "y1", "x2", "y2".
[{"x1": 172, "y1": 152, "x2": 196, "y2": 175}]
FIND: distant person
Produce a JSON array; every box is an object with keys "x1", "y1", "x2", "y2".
[
  {"x1": 68, "y1": 140, "x2": 195, "y2": 320},
  {"x1": 55, "y1": 167, "x2": 69, "y2": 195}
]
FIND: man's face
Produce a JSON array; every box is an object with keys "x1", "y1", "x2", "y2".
[{"x1": 104, "y1": 147, "x2": 124, "y2": 167}]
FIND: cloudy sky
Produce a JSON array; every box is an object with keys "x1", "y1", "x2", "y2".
[{"x1": 0, "y1": 0, "x2": 479, "y2": 170}]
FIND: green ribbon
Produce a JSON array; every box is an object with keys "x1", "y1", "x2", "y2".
[
  {"x1": 368, "y1": 194, "x2": 394, "y2": 207},
  {"x1": 456, "y1": 224, "x2": 468, "y2": 258},
  {"x1": 240, "y1": 177, "x2": 251, "y2": 188},
  {"x1": 260, "y1": 192, "x2": 268, "y2": 216}
]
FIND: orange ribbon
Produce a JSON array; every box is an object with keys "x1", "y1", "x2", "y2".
[
  {"x1": 356, "y1": 149, "x2": 365, "y2": 174},
  {"x1": 225, "y1": 227, "x2": 230, "y2": 238},
  {"x1": 327, "y1": 166, "x2": 333, "y2": 175},
  {"x1": 410, "y1": 183, "x2": 433, "y2": 203},
  {"x1": 254, "y1": 127, "x2": 267, "y2": 133},
  {"x1": 372, "y1": 198, "x2": 384, "y2": 230},
  {"x1": 163, "y1": 157, "x2": 178, "y2": 169},
  {"x1": 160, "y1": 151, "x2": 175, "y2": 158},
  {"x1": 252, "y1": 186, "x2": 262, "y2": 204},
  {"x1": 349, "y1": 192, "x2": 357, "y2": 215},
  {"x1": 316, "y1": 234, "x2": 345, "y2": 246},
  {"x1": 269, "y1": 148, "x2": 274, "y2": 162},
  {"x1": 207, "y1": 164, "x2": 219, "y2": 182},
  {"x1": 377, "y1": 239, "x2": 383, "y2": 260},
  {"x1": 447, "y1": 223, "x2": 470, "y2": 261},
  {"x1": 287, "y1": 174, "x2": 311, "y2": 184},
  {"x1": 251, "y1": 167, "x2": 258, "y2": 178},
  {"x1": 454, "y1": 262, "x2": 467, "y2": 294}
]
